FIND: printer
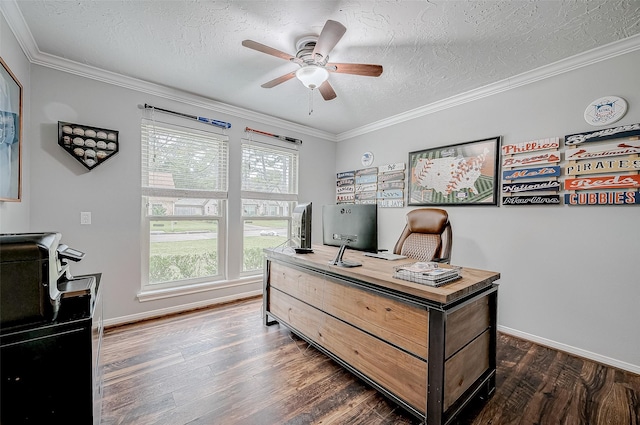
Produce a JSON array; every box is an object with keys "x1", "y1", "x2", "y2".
[{"x1": 0, "y1": 232, "x2": 98, "y2": 330}]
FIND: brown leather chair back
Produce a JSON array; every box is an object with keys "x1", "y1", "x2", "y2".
[{"x1": 393, "y1": 208, "x2": 452, "y2": 263}]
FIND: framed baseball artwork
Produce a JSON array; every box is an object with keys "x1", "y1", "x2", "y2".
[{"x1": 408, "y1": 136, "x2": 501, "y2": 206}]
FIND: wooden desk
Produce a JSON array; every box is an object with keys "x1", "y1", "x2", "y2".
[{"x1": 263, "y1": 244, "x2": 500, "y2": 425}]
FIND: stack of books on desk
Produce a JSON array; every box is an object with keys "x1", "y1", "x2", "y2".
[{"x1": 393, "y1": 262, "x2": 462, "y2": 287}]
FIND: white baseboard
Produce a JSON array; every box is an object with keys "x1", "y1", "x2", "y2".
[
  {"x1": 103, "y1": 289, "x2": 263, "y2": 328},
  {"x1": 498, "y1": 325, "x2": 640, "y2": 375}
]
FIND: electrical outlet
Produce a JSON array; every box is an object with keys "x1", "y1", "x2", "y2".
[{"x1": 80, "y1": 211, "x2": 91, "y2": 225}]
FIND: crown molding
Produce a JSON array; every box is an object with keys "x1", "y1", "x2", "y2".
[
  {"x1": 4, "y1": 0, "x2": 639, "y2": 144},
  {"x1": 337, "y1": 33, "x2": 640, "y2": 142}
]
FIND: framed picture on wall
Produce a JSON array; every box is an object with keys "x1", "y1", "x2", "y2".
[
  {"x1": 408, "y1": 136, "x2": 501, "y2": 206},
  {"x1": 0, "y1": 57, "x2": 23, "y2": 202}
]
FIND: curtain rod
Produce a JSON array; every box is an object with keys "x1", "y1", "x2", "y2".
[{"x1": 141, "y1": 103, "x2": 231, "y2": 129}]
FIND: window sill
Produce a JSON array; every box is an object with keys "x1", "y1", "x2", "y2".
[{"x1": 137, "y1": 275, "x2": 262, "y2": 302}]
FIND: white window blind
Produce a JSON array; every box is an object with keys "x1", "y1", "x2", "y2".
[
  {"x1": 241, "y1": 140, "x2": 298, "y2": 201},
  {"x1": 142, "y1": 119, "x2": 229, "y2": 200}
]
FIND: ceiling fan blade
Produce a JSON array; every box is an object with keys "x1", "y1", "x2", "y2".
[
  {"x1": 313, "y1": 20, "x2": 346, "y2": 59},
  {"x1": 261, "y1": 71, "x2": 297, "y2": 88},
  {"x1": 327, "y1": 63, "x2": 383, "y2": 77},
  {"x1": 242, "y1": 40, "x2": 295, "y2": 61},
  {"x1": 318, "y1": 80, "x2": 337, "y2": 101}
]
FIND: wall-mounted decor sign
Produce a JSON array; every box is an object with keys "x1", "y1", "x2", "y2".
[
  {"x1": 502, "y1": 166, "x2": 561, "y2": 180},
  {"x1": 58, "y1": 121, "x2": 119, "y2": 170},
  {"x1": 564, "y1": 191, "x2": 640, "y2": 205},
  {"x1": 408, "y1": 136, "x2": 500, "y2": 206},
  {"x1": 565, "y1": 156, "x2": 640, "y2": 176},
  {"x1": 564, "y1": 175, "x2": 640, "y2": 191},
  {"x1": 501, "y1": 136, "x2": 561, "y2": 206},
  {"x1": 0, "y1": 58, "x2": 22, "y2": 202},
  {"x1": 502, "y1": 195, "x2": 561, "y2": 205},
  {"x1": 583, "y1": 96, "x2": 627, "y2": 126},
  {"x1": 565, "y1": 122, "x2": 640, "y2": 146},
  {"x1": 565, "y1": 141, "x2": 640, "y2": 161},
  {"x1": 377, "y1": 163, "x2": 405, "y2": 208}
]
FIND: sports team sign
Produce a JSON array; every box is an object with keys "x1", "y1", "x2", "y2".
[
  {"x1": 502, "y1": 152, "x2": 560, "y2": 168},
  {"x1": 565, "y1": 155, "x2": 640, "y2": 175},
  {"x1": 564, "y1": 175, "x2": 640, "y2": 191},
  {"x1": 502, "y1": 180, "x2": 560, "y2": 194},
  {"x1": 501, "y1": 137, "x2": 560, "y2": 155},
  {"x1": 502, "y1": 166, "x2": 561, "y2": 181},
  {"x1": 502, "y1": 195, "x2": 560, "y2": 205},
  {"x1": 565, "y1": 122, "x2": 640, "y2": 146},
  {"x1": 564, "y1": 191, "x2": 640, "y2": 205},
  {"x1": 565, "y1": 141, "x2": 640, "y2": 161}
]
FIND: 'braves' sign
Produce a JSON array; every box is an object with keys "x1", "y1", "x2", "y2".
[
  {"x1": 502, "y1": 152, "x2": 560, "y2": 168},
  {"x1": 564, "y1": 191, "x2": 640, "y2": 205},
  {"x1": 564, "y1": 175, "x2": 640, "y2": 191},
  {"x1": 502, "y1": 180, "x2": 561, "y2": 193},
  {"x1": 565, "y1": 142, "x2": 640, "y2": 161},
  {"x1": 565, "y1": 156, "x2": 640, "y2": 175},
  {"x1": 565, "y1": 122, "x2": 640, "y2": 145},
  {"x1": 502, "y1": 166, "x2": 561, "y2": 181},
  {"x1": 502, "y1": 137, "x2": 560, "y2": 155},
  {"x1": 502, "y1": 195, "x2": 560, "y2": 205}
]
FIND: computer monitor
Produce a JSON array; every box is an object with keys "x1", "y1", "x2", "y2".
[
  {"x1": 291, "y1": 202, "x2": 312, "y2": 252},
  {"x1": 322, "y1": 204, "x2": 378, "y2": 267}
]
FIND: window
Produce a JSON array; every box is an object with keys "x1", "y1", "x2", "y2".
[
  {"x1": 241, "y1": 140, "x2": 299, "y2": 272},
  {"x1": 141, "y1": 119, "x2": 228, "y2": 290}
]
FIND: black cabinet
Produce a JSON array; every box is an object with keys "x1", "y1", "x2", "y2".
[{"x1": 0, "y1": 276, "x2": 103, "y2": 424}]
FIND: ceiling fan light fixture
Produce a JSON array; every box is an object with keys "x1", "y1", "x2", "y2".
[{"x1": 295, "y1": 65, "x2": 329, "y2": 89}]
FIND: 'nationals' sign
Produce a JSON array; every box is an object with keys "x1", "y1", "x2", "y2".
[
  {"x1": 564, "y1": 191, "x2": 640, "y2": 205},
  {"x1": 502, "y1": 166, "x2": 561, "y2": 181},
  {"x1": 565, "y1": 122, "x2": 640, "y2": 146},
  {"x1": 565, "y1": 156, "x2": 640, "y2": 176},
  {"x1": 502, "y1": 180, "x2": 561, "y2": 193},
  {"x1": 564, "y1": 175, "x2": 640, "y2": 191}
]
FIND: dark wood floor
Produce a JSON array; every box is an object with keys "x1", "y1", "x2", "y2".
[{"x1": 100, "y1": 297, "x2": 640, "y2": 425}]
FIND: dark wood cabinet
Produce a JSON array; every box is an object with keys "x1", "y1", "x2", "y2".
[{"x1": 0, "y1": 276, "x2": 103, "y2": 424}]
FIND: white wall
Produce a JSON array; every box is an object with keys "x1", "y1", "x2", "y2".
[
  {"x1": 26, "y1": 65, "x2": 336, "y2": 323},
  {"x1": 336, "y1": 49, "x2": 640, "y2": 371},
  {"x1": 0, "y1": 14, "x2": 30, "y2": 232}
]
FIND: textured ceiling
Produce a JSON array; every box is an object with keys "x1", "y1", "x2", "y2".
[{"x1": 7, "y1": 0, "x2": 640, "y2": 135}]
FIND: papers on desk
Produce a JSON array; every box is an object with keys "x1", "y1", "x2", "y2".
[{"x1": 393, "y1": 262, "x2": 462, "y2": 287}]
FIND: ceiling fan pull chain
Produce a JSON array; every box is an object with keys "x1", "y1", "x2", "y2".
[{"x1": 308, "y1": 89, "x2": 314, "y2": 115}]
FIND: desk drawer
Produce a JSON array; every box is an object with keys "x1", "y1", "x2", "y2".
[
  {"x1": 269, "y1": 262, "x2": 429, "y2": 359},
  {"x1": 270, "y1": 288, "x2": 428, "y2": 411}
]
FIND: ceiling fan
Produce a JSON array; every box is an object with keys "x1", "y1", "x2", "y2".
[{"x1": 242, "y1": 20, "x2": 383, "y2": 101}]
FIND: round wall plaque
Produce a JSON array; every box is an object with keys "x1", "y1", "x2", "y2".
[
  {"x1": 584, "y1": 96, "x2": 627, "y2": 126},
  {"x1": 361, "y1": 151, "x2": 374, "y2": 167}
]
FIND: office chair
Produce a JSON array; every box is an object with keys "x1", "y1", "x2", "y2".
[{"x1": 393, "y1": 208, "x2": 452, "y2": 263}]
